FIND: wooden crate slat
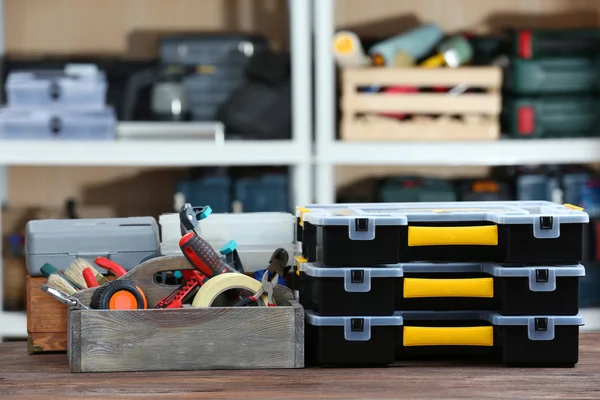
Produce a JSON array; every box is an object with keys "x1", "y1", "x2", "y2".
[
  {"x1": 343, "y1": 67, "x2": 502, "y2": 88},
  {"x1": 340, "y1": 116, "x2": 500, "y2": 141},
  {"x1": 344, "y1": 93, "x2": 502, "y2": 115}
]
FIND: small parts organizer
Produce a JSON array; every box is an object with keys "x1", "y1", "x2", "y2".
[{"x1": 296, "y1": 201, "x2": 588, "y2": 367}]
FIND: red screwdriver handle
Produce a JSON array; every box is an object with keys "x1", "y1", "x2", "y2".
[
  {"x1": 179, "y1": 232, "x2": 229, "y2": 277},
  {"x1": 82, "y1": 267, "x2": 99, "y2": 288},
  {"x1": 95, "y1": 256, "x2": 127, "y2": 277}
]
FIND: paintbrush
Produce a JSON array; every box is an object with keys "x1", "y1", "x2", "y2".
[
  {"x1": 40, "y1": 263, "x2": 83, "y2": 290},
  {"x1": 47, "y1": 274, "x2": 77, "y2": 296},
  {"x1": 63, "y1": 258, "x2": 91, "y2": 289},
  {"x1": 70, "y1": 258, "x2": 110, "y2": 285}
]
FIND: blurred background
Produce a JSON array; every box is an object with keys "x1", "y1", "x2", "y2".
[{"x1": 2, "y1": 0, "x2": 600, "y2": 340}]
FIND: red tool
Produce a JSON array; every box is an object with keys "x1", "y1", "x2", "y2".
[
  {"x1": 154, "y1": 275, "x2": 206, "y2": 308},
  {"x1": 82, "y1": 267, "x2": 100, "y2": 288},
  {"x1": 95, "y1": 257, "x2": 127, "y2": 277},
  {"x1": 179, "y1": 231, "x2": 231, "y2": 278}
]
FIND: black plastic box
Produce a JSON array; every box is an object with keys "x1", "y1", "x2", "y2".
[{"x1": 297, "y1": 201, "x2": 589, "y2": 266}]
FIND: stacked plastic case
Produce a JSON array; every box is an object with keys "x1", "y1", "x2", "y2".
[
  {"x1": 296, "y1": 201, "x2": 588, "y2": 367},
  {"x1": 0, "y1": 65, "x2": 116, "y2": 140}
]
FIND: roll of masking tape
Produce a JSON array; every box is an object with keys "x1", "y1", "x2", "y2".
[{"x1": 191, "y1": 273, "x2": 269, "y2": 308}]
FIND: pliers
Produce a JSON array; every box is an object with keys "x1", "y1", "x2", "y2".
[{"x1": 234, "y1": 272, "x2": 278, "y2": 307}]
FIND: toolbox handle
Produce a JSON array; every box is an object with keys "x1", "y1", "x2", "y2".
[
  {"x1": 403, "y1": 326, "x2": 494, "y2": 347},
  {"x1": 407, "y1": 225, "x2": 498, "y2": 246},
  {"x1": 403, "y1": 278, "x2": 494, "y2": 298}
]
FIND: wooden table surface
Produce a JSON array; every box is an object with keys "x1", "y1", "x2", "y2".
[{"x1": 1, "y1": 334, "x2": 600, "y2": 399}]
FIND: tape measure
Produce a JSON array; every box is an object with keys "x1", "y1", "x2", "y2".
[{"x1": 191, "y1": 273, "x2": 268, "y2": 308}]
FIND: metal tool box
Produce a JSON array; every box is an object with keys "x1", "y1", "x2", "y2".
[
  {"x1": 297, "y1": 201, "x2": 589, "y2": 266},
  {"x1": 6, "y1": 68, "x2": 107, "y2": 109},
  {"x1": 25, "y1": 217, "x2": 160, "y2": 276},
  {"x1": 305, "y1": 311, "x2": 583, "y2": 367},
  {"x1": 298, "y1": 262, "x2": 584, "y2": 316}
]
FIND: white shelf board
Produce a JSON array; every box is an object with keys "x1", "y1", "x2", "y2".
[
  {"x1": 0, "y1": 311, "x2": 26, "y2": 338},
  {"x1": 0, "y1": 139, "x2": 301, "y2": 166},
  {"x1": 317, "y1": 138, "x2": 600, "y2": 166}
]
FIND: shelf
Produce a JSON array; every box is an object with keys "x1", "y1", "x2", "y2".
[
  {"x1": 0, "y1": 312, "x2": 26, "y2": 338},
  {"x1": 0, "y1": 139, "x2": 302, "y2": 166},
  {"x1": 317, "y1": 139, "x2": 600, "y2": 166}
]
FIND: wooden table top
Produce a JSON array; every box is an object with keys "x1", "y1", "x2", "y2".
[{"x1": 1, "y1": 334, "x2": 600, "y2": 399}]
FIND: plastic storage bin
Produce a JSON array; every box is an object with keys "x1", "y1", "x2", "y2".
[
  {"x1": 503, "y1": 97, "x2": 600, "y2": 138},
  {"x1": 305, "y1": 310, "x2": 583, "y2": 367},
  {"x1": 297, "y1": 201, "x2": 589, "y2": 266},
  {"x1": 299, "y1": 263, "x2": 403, "y2": 316},
  {"x1": 516, "y1": 175, "x2": 560, "y2": 201},
  {"x1": 299, "y1": 262, "x2": 584, "y2": 316},
  {"x1": 504, "y1": 57, "x2": 600, "y2": 95},
  {"x1": 6, "y1": 69, "x2": 107, "y2": 109},
  {"x1": 0, "y1": 108, "x2": 116, "y2": 140},
  {"x1": 378, "y1": 177, "x2": 457, "y2": 203},
  {"x1": 234, "y1": 174, "x2": 289, "y2": 212},
  {"x1": 396, "y1": 311, "x2": 583, "y2": 367},
  {"x1": 305, "y1": 311, "x2": 403, "y2": 366},
  {"x1": 175, "y1": 176, "x2": 231, "y2": 214}
]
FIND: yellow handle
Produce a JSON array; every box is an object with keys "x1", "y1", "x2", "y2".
[
  {"x1": 407, "y1": 225, "x2": 498, "y2": 246},
  {"x1": 421, "y1": 53, "x2": 446, "y2": 68},
  {"x1": 403, "y1": 278, "x2": 494, "y2": 298},
  {"x1": 403, "y1": 326, "x2": 494, "y2": 347}
]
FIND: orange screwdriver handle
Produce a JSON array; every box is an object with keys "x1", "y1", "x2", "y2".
[{"x1": 179, "y1": 232, "x2": 230, "y2": 277}]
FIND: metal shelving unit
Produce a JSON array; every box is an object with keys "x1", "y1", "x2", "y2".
[
  {"x1": 312, "y1": 0, "x2": 600, "y2": 205},
  {"x1": 0, "y1": 0, "x2": 313, "y2": 339}
]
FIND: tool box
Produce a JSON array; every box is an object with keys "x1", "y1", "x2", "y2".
[
  {"x1": 5, "y1": 68, "x2": 107, "y2": 109},
  {"x1": 458, "y1": 180, "x2": 511, "y2": 201},
  {"x1": 516, "y1": 174, "x2": 560, "y2": 201},
  {"x1": 305, "y1": 311, "x2": 583, "y2": 367},
  {"x1": 234, "y1": 173, "x2": 289, "y2": 212},
  {"x1": 26, "y1": 275, "x2": 115, "y2": 353},
  {"x1": 510, "y1": 29, "x2": 600, "y2": 59},
  {"x1": 0, "y1": 108, "x2": 117, "y2": 140},
  {"x1": 503, "y1": 97, "x2": 600, "y2": 138},
  {"x1": 504, "y1": 57, "x2": 600, "y2": 95},
  {"x1": 378, "y1": 177, "x2": 457, "y2": 203},
  {"x1": 175, "y1": 175, "x2": 232, "y2": 213},
  {"x1": 297, "y1": 201, "x2": 589, "y2": 266},
  {"x1": 298, "y1": 262, "x2": 584, "y2": 316},
  {"x1": 67, "y1": 259, "x2": 304, "y2": 372},
  {"x1": 25, "y1": 217, "x2": 161, "y2": 276}
]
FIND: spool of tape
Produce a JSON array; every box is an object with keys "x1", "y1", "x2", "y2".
[{"x1": 191, "y1": 273, "x2": 269, "y2": 308}]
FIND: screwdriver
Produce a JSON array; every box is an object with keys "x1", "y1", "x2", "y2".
[{"x1": 179, "y1": 231, "x2": 234, "y2": 278}]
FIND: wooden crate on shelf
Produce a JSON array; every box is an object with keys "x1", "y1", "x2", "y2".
[{"x1": 340, "y1": 67, "x2": 502, "y2": 141}]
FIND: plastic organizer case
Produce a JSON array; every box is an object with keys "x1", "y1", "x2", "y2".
[
  {"x1": 0, "y1": 108, "x2": 116, "y2": 140},
  {"x1": 305, "y1": 311, "x2": 583, "y2": 367},
  {"x1": 297, "y1": 201, "x2": 589, "y2": 265},
  {"x1": 6, "y1": 68, "x2": 107, "y2": 109},
  {"x1": 297, "y1": 261, "x2": 584, "y2": 316},
  {"x1": 159, "y1": 212, "x2": 297, "y2": 272}
]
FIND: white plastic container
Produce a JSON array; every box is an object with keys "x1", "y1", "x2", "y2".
[
  {"x1": 0, "y1": 107, "x2": 116, "y2": 140},
  {"x1": 6, "y1": 67, "x2": 107, "y2": 109},
  {"x1": 159, "y1": 212, "x2": 297, "y2": 272}
]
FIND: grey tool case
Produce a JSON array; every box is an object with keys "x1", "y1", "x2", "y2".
[{"x1": 25, "y1": 217, "x2": 160, "y2": 276}]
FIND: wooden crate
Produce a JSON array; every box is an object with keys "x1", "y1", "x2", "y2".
[
  {"x1": 26, "y1": 275, "x2": 116, "y2": 353},
  {"x1": 67, "y1": 256, "x2": 304, "y2": 372},
  {"x1": 340, "y1": 67, "x2": 502, "y2": 141}
]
